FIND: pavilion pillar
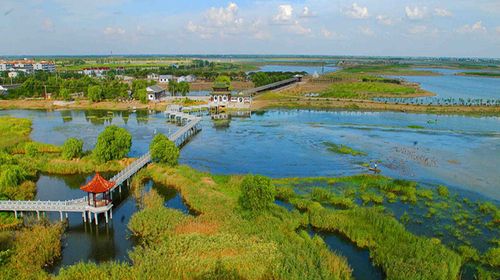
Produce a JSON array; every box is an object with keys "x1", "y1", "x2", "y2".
[{"x1": 105, "y1": 211, "x2": 109, "y2": 224}]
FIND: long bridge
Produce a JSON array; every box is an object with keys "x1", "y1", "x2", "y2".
[
  {"x1": 0, "y1": 109, "x2": 202, "y2": 225},
  {"x1": 240, "y1": 76, "x2": 302, "y2": 96}
]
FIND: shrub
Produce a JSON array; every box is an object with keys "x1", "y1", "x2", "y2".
[
  {"x1": 239, "y1": 175, "x2": 276, "y2": 213},
  {"x1": 88, "y1": 85, "x2": 104, "y2": 102},
  {"x1": 61, "y1": 138, "x2": 83, "y2": 160},
  {"x1": 93, "y1": 126, "x2": 132, "y2": 163},
  {"x1": 24, "y1": 142, "x2": 39, "y2": 157},
  {"x1": 483, "y1": 247, "x2": 500, "y2": 268},
  {"x1": 150, "y1": 134, "x2": 179, "y2": 166},
  {"x1": 437, "y1": 185, "x2": 449, "y2": 197}
]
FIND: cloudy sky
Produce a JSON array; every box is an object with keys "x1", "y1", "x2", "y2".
[{"x1": 1, "y1": 0, "x2": 499, "y2": 57}]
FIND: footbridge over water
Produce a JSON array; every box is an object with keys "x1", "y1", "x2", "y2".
[
  {"x1": 239, "y1": 76, "x2": 302, "y2": 96},
  {"x1": 0, "y1": 110, "x2": 202, "y2": 225}
]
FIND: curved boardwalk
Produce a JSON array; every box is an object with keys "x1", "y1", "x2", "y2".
[{"x1": 0, "y1": 109, "x2": 202, "y2": 224}]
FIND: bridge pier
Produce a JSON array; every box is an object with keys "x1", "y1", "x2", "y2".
[
  {"x1": 88, "y1": 211, "x2": 92, "y2": 223},
  {"x1": 105, "y1": 211, "x2": 109, "y2": 224},
  {"x1": 94, "y1": 213, "x2": 98, "y2": 225},
  {"x1": 82, "y1": 212, "x2": 87, "y2": 223},
  {"x1": 14, "y1": 210, "x2": 17, "y2": 219},
  {"x1": 59, "y1": 211, "x2": 63, "y2": 221},
  {"x1": 36, "y1": 211, "x2": 40, "y2": 220}
]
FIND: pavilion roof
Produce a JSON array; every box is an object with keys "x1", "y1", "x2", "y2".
[{"x1": 80, "y1": 172, "x2": 115, "y2": 193}]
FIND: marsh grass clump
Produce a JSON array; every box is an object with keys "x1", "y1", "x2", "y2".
[
  {"x1": 239, "y1": 175, "x2": 276, "y2": 214},
  {"x1": 0, "y1": 117, "x2": 31, "y2": 150},
  {"x1": 61, "y1": 138, "x2": 83, "y2": 160},
  {"x1": 323, "y1": 141, "x2": 366, "y2": 156}
]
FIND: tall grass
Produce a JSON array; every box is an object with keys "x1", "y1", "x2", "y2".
[{"x1": 310, "y1": 206, "x2": 462, "y2": 280}]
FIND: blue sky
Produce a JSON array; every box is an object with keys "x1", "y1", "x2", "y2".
[{"x1": 1, "y1": 0, "x2": 499, "y2": 57}]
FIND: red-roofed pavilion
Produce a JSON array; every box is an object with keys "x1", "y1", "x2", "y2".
[{"x1": 80, "y1": 173, "x2": 114, "y2": 208}]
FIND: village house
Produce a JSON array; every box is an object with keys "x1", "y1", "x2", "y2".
[
  {"x1": 79, "y1": 67, "x2": 110, "y2": 77},
  {"x1": 210, "y1": 82, "x2": 251, "y2": 109},
  {"x1": 159, "y1": 75, "x2": 173, "y2": 83},
  {"x1": 177, "y1": 75, "x2": 196, "y2": 83},
  {"x1": 0, "y1": 59, "x2": 55, "y2": 73},
  {"x1": 146, "y1": 85, "x2": 166, "y2": 101},
  {"x1": 147, "y1": 73, "x2": 159, "y2": 81}
]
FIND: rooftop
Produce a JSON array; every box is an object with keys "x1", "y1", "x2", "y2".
[{"x1": 80, "y1": 173, "x2": 115, "y2": 193}]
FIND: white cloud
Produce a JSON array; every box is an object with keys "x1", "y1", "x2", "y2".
[
  {"x1": 434, "y1": 8, "x2": 452, "y2": 17},
  {"x1": 274, "y1": 5, "x2": 293, "y2": 23},
  {"x1": 301, "y1": 6, "x2": 316, "y2": 17},
  {"x1": 103, "y1": 26, "x2": 125, "y2": 35},
  {"x1": 41, "y1": 18, "x2": 54, "y2": 32},
  {"x1": 405, "y1": 6, "x2": 427, "y2": 20},
  {"x1": 408, "y1": 25, "x2": 427, "y2": 34},
  {"x1": 344, "y1": 3, "x2": 369, "y2": 19},
  {"x1": 359, "y1": 26, "x2": 374, "y2": 36},
  {"x1": 287, "y1": 20, "x2": 312, "y2": 36},
  {"x1": 250, "y1": 20, "x2": 271, "y2": 40},
  {"x1": 376, "y1": 15, "x2": 392, "y2": 25},
  {"x1": 206, "y1": 2, "x2": 243, "y2": 27},
  {"x1": 457, "y1": 21, "x2": 487, "y2": 34}
]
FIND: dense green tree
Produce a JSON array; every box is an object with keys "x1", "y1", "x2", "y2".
[
  {"x1": 177, "y1": 82, "x2": 190, "y2": 97},
  {"x1": 214, "y1": 75, "x2": 231, "y2": 89},
  {"x1": 59, "y1": 88, "x2": 71, "y2": 101},
  {"x1": 93, "y1": 126, "x2": 132, "y2": 163},
  {"x1": 87, "y1": 85, "x2": 104, "y2": 102},
  {"x1": 168, "y1": 80, "x2": 178, "y2": 96},
  {"x1": 136, "y1": 88, "x2": 148, "y2": 104},
  {"x1": 61, "y1": 138, "x2": 83, "y2": 160},
  {"x1": 239, "y1": 175, "x2": 276, "y2": 213},
  {"x1": 149, "y1": 134, "x2": 179, "y2": 166}
]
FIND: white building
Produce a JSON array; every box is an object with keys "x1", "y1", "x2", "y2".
[
  {"x1": 147, "y1": 73, "x2": 159, "y2": 81},
  {"x1": 0, "y1": 59, "x2": 55, "y2": 73},
  {"x1": 177, "y1": 75, "x2": 196, "y2": 83},
  {"x1": 159, "y1": 75, "x2": 173, "y2": 83},
  {"x1": 146, "y1": 85, "x2": 166, "y2": 101},
  {"x1": 0, "y1": 85, "x2": 7, "y2": 95}
]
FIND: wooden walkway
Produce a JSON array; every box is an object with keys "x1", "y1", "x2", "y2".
[{"x1": 0, "y1": 110, "x2": 202, "y2": 225}]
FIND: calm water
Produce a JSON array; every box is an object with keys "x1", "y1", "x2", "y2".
[
  {"x1": 256, "y1": 64, "x2": 338, "y2": 75},
  {"x1": 380, "y1": 68, "x2": 500, "y2": 104},
  {"x1": 36, "y1": 174, "x2": 188, "y2": 272}
]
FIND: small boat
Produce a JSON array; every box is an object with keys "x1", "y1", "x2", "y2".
[{"x1": 369, "y1": 167, "x2": 381, "y2": 173}]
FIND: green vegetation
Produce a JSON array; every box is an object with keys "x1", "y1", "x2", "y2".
[
  {"x1": 437, "y1": 185, "x2": 450, "y2": 197},
  {"x1": 239, "y1": 175, "x2": 276, "y2": 213},
  {"x1": 460, "y1": 72, "x2": 500, "y2": 78},
  {"x1": 408, "y1": 125, "x2": 424, "y2": 129},
  {"x1": 149, "y1": 133, "x2": 179, "y2": 166},
  {"x1": 320, "y1": 81, "x2": 421, "y2": 99},
  {"x1": 249, "y1": 71, "x2": 305, "y2": 87},
  {"x1": 24, "y1": 142, "x2": 39, "y2": 157},
  {"x1": 324, "y1": 141, "x2": 366, "y2": 156},
  {"x1": 92, "y1": 125, "x2": 132, "y2": 163},
  {"x1": 0, "y1": 117, "x2": 32, "y2": 150},
  {"x1": 61, "y1": 138, "x2": 84, "y2": 160},
  {"x1": 87, "y1": 85, "x2": 104, "y2": 102},
  {"x1": 213, "y1": 75, "x2": 232, "y2": 90},
  {"x1": 0, "y1": 223, "x2": 64, "y2": 279},
  {"x1": 310, "y1": 207, "x2": 462, "y2": 279},
  {"x1": 340, "y1": 64, "x2": 438, "y2": 76}
]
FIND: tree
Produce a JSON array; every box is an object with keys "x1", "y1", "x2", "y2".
[
  {"x1": 149, "y1": 133, "x2": 179, "y2": 166},
  {"x1": 88, "y1": 85, "x2": 104, "y2": 102},
  {"x1": 93, "y1": 126, "x2": 132, "y2": 163},
  {"x1": 62, "y1": 138, "x2": 83, "y2": 160},
  {"x1": 168, "y1": 80, "x2": 178, "y2": 96},
  {"x1": 59, "y1": 88, "x2": 71, "y2": 101},
  {"x1": 239, "y1": 175, "x2": 276, "y2": 213},
  {"x1": 177, "y1": 82, "x2": 190, "y2": 97},
  {"x1": 136, "y1": 88, "x2": 148, "y2": 104},
  {"x1": 214, "y1": 75, "x2": 231, "y2": 89}
]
